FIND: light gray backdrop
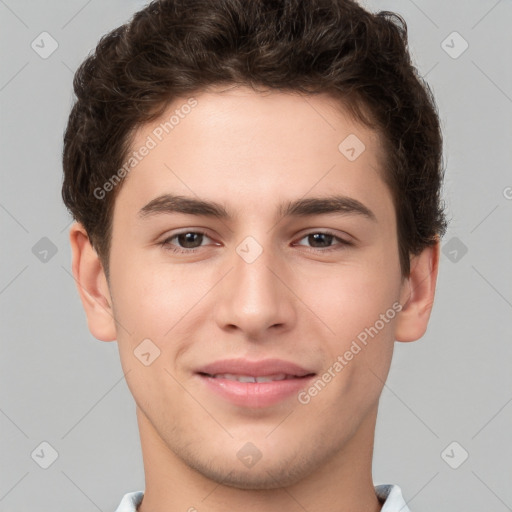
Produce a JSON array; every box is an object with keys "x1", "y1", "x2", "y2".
[{"x1": 1, "y1": 1, "x2": 511, "y2": 511}]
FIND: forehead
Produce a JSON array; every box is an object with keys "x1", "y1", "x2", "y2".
[{"x1": 114, "y1": 86, "x2": 392, "y2": 224}]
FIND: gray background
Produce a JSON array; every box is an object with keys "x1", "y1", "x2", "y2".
[{"x1": 1, "y1": 0, "x2": 511, "y2": 510}]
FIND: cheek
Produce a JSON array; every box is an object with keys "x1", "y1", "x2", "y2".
[
  {"x1": 109, "y1": 251, "x2": 180, "y2": 331},
  {"x1": 299, "y1": 256, "x2": 401, "y2": 404},
  {"x1": 109, "y1": 254, "x2": 222, "y2": 357},
  {"x1": 304, "y1": 266, "x2": 399, "y2": 408},
  {"x1": 300, "y1": 259, "x2": 401, "y2": 342}
]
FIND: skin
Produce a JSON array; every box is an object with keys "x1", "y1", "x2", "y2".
[{"x1": 70, "y1": 85, "x2": 439, "y2": 512}]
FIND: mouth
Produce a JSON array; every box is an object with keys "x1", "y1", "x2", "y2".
[
  {"x1": 199, "y1": 372, "x2": 309, "y2": 383},
  {"x1": 195, "y1": 359, "x2": 316, "y2": 408}
]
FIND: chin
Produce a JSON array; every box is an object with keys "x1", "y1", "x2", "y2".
[
  {"x1": 183, "y1": 449, "x2": 317, "y2": 490},
  {"x1": 200, "y1": 466, "x2": 306, "y2": 490}
]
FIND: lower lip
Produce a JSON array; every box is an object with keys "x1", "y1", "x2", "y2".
[{"x1": 197, "y1": 374, "x2": 315, "y2": 408}]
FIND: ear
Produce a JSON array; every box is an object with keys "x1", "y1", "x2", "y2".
[
  {"x1": 395, "y1": 240, "x2": 440, "y2": 342},
  {"x1": 69, "y1": 222, "x2": 117, "y2": 342}
]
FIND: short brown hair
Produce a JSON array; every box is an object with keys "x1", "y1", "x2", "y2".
[{"x1": 62, "y1": 0, "x2": 447, "y2": 279}]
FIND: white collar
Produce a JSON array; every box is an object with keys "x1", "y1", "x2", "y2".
[{"x1": 115, "y1": 484, "x2": 410, "y2": 511}]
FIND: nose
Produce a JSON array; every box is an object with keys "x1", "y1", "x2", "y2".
[{"x1": 213, "y1": 240, "x2": 297, "y2": 341}]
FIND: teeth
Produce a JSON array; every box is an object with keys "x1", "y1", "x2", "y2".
[{"x1": 212, "y1": 373, "x2": 291, "y2": 382}]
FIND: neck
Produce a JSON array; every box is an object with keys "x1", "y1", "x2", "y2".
[{"x1": 137, "y1": 406, "x2": 383, "y2": 512}]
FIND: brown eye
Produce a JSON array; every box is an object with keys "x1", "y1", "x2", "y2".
[
  {"x1": 174, "y1": 232, "x2": 205, "y2": 248},
  {"x1": 306, "y1": 233, "x2": 335, "y2": 248},
  {"x1": 160, "y1": 231, "x2": 213, "y2": 253},
  {"x1": 295, "y1": 231, "x2": 351, "y2": 252}
]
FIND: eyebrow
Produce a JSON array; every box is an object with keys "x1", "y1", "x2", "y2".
[{"x1": 137, "y1": 193, "x2": 377, "y2": 222}]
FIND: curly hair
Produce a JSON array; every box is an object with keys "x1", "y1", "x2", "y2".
[{"x1": 62, "y1": 0, "x2": 447, "y2": 279}]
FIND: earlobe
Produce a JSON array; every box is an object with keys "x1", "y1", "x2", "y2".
[
  {"x1": 69, "y1": 222, "x2": 117, "y2": 342},
  {"x1": 395, "y1": 240, "x2": 440, "y2": 342}
]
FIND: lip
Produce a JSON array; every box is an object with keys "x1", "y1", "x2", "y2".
[{"x1": 196, "y1": 358, "x2": 316, "y2": 408}]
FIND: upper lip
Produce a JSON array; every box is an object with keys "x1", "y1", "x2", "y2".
[{"x1": 196, "y1": 358, "x2": 315, "y2": 378}]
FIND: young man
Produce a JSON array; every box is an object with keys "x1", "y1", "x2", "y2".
[{"x1": 62, "y1": 0, "x2": 447, "y2": 510}]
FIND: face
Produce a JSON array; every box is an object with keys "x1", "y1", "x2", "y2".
[{"x1": 91, "y1": 86, "x2": 411, "y2": 488}]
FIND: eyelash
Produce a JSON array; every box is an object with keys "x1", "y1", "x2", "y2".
[{"x1": 158, "y1": 230, "x2": 352, "y2": 255}]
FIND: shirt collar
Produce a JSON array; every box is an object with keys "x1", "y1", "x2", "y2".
[{"x1": 115, "y1": 484, "x2": 410, "y2": 512}]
